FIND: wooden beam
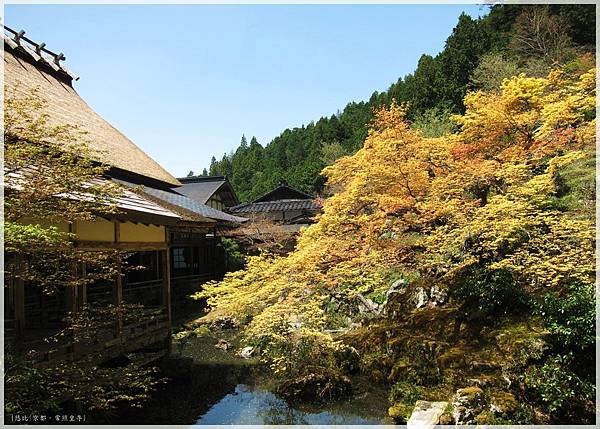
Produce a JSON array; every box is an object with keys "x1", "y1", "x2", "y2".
[{"x1": 75, "y1": 241, "x2": 168, "y2": 251}]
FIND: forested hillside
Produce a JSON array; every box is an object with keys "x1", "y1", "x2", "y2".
[
  {"x1": 198, "y1": 4, "x2": 595, "y2": 202},
  {"x1": 190, "y1": 58, "x2": 596, "y2": 423}
]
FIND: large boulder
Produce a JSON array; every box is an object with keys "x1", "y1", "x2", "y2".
[
  {"x1": 383, "y1": 279, "x2": 449, "y2": 314},
  {"x1": 407, "y1": 400, "x2": 448, "y2": 428}
]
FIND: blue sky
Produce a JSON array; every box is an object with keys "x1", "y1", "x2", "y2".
[{"x1": 5, "y1": 4, "x2": 486, "y2": 178}]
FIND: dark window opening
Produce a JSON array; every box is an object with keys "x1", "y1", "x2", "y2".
[
  {"x1": 122, "y1": 251, "x2": 163, "y2": 307},
  {"x1": 124, "y1": 251, "x2": 163, "y2": 284},
  {"x1": 171, "y1": 246, "x2": 213, "y2": 277}
]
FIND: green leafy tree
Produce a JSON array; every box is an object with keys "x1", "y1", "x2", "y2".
[
  {"x1": 4, "y1": 89, "x2": 163, "y2": 416},
  {"x1": 470, "y1": 52, "x2": 520, "y2": 92}
]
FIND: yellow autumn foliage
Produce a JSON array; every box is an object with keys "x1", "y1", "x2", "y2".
[{"x1": 196, "y1": 64, "x2": 595, "y2": 375}]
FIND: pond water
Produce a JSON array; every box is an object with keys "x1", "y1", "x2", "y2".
[
  {"x1": 107, "y1": 334, "x2": 391, "y2": 425},
  {"x1": 111, "y1": 365, "x2": 391, "y2": 425},
  {"x1": 196, "y1": 383, "x2": 386, "y2": 425}
]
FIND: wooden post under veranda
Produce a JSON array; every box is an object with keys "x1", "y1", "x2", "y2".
[
  {"x1": 162, "y1": 228, "x2": 172, "y2": 353},
  {"x1": 113, "y1": 221, "x2": 124, "y2": 344}
]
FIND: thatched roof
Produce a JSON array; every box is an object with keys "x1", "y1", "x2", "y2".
[
  {"x1": 177, "y1": 175, "x2": 240, "y2": 207},
  {"x1": 3, "y1": 26, "x2": 180, "y2": 187}
]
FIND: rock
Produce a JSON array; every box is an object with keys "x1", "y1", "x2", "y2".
[
  {"x1": 470, "y1": 360, "x2": 500, "y2": 371},
  {"x1": 452, "y1": 386, "x2": 486, "y2": 425},
  {"x1": 475, "y1": 410, "x2": 493, "y2": 424},
  {"x1": 214, "y1": 339, "x2": 231, "y2": 351},
  {"x1": 211, "y1": 317, "x2": 236, "y2": 329},
  {"x1": 238, "y1": 346, "x2": 254, "y2": 359},
  {"x1": 279, "y1": 372, "x2": 351, "y2": 401},
  {"x1": 407, "y1": 400, "x2": 448, "y2": 428},
  {"x1": 429, "y1": 285, "x2": 448, "y2": 306},
  {"x1": 288, "y1": 315, "x2": 303, "y2": 330},
  {"x1": 467, "y1": 377, "x2": 491, "y2": 388},
  {"x1": 413, "y1": 287, "x2": 429, "y2": 308},
  {"x1": 289, "y1": 321, "x2": 302, "y2": 330},
  {"x1": 356, "y1": 293, "x2": 381, "y2": 314},
  {"x1": 489, "y1": 391, "x2": 518, "y2": 415},
  {"x1": 387, "y1": 278, "x2": 407, "y2": 298},
  {"x1": 336, "y1": 346, "x2": 361, "y2": 374},
  {"x1": 388, "y1": 359, "x2": 411, "y2": 382},
  {"x1": 438, "y1": 348, "x2": 467, "y2": 368},
  {"x1": 438, "y1": 413, "x2": 454, "y2": 425}
]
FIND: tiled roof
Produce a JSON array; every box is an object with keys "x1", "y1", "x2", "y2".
[
  {"x1": 231, "y1": 199, "x2": 321, "y2": 214},
  {"x1": 114, "y1": 179, "x2": 247, "y2": 224},
  {"x1": 253, "y1": 183, "x2": 313, "y2": 203},
  {"x1": 109, "y1": 183, "x2": 181, "y2": 220},
  {"x1": 178, "y1": 180, "x2": 225, "y2": 204}
]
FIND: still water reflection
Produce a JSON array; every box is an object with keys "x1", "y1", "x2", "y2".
[{"x1": 196, "y1": 384, "x2": 385, "y2": 425}]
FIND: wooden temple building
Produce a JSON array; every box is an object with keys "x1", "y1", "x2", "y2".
[
  {"x1": 3, "y1": 26, "x2": 246, "y2": 364},
  {"x1": 225, "y1": 182, "x2": 322, "y2": 254},
  {"x1": 230, "y1": 181, "x2": 321, "y2": 228},
  {"x1": 177, "y1": 175, "x2": 240, "y2": 211}
]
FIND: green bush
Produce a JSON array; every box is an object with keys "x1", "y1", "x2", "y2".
[
  {"x1": 219, "y1": 237, "x2": 245, "y2": 272},
  {"x1": 524, "y1": 354, "x2": 595, "y2": 414},
  {"x1": 452, "y1": 267, "x2": 530, "y2": 317},
  {"x1": 388, "y1": 380, "x2": 423, "y2": 405},
  {"x1": 536, "y1": 282, "x2": 596, "y2": 353}
]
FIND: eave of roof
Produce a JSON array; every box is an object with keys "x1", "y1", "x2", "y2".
[
  {"x1": 114, "y1": 179, "x2": 247, "y2": 224},
  {"x1": 4, "y1": 168, "x2": 183, "y2": 225},
  {"x1": 230, "y1": 198, "x2": 321, "y2": 213}
]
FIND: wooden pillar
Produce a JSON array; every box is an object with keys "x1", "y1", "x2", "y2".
[
  {"x1": 13, "y1": 255, "x2": 25, "y2": 337},
  {"x1": 65, "y1": 264, "x2": 79, "y2": 315},
  {"x1": 162, "y1": 231, "x2": 172, "y2": 322},
  {"x1": 80, "y1": 263, "x2": 87, "y2": 307},
  {"x1": 163, "y1": 228, "x2": 172, "y2": 354},
  {"x1": 66, "y1": 221, "x2": 79, "y2": 314},
  {"x1": 114, "y1": 221, "x2": 123, "y2": 342},
  {"x1": 212, "y1": 227, "x2": 217, "y2": 279}
]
